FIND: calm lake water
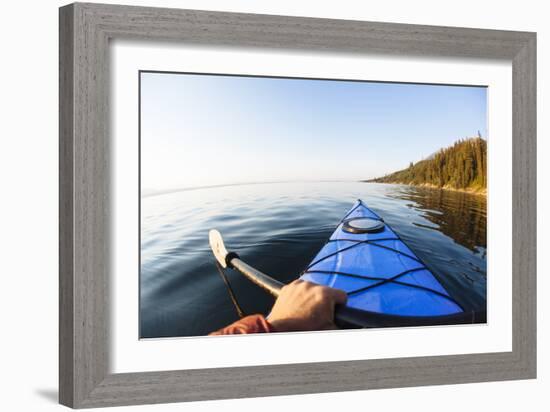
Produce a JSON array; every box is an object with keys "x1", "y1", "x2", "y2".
[{"x1": 140, "y1": 182, "x2": 487, "y2": 338}]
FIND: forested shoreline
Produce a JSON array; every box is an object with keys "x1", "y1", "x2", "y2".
[{"x1": 367, "y1": 137, "x2": 487, "y2": 194}]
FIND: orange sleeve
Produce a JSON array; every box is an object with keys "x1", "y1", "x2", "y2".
[{"x1": 209, "y1": 314, "x2": 274, "y2": 335}]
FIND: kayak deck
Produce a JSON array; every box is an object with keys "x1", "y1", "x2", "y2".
[{"x1": 300, "y1": 200, "x2": 464, "y2": 318}]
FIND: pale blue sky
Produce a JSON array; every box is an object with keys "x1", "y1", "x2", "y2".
[{"x1": 140, "y1": 72, "x2": 487, "y2": 194}]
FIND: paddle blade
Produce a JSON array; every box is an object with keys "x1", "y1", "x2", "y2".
[{"x1": 209, "y1": 229, "x2": 229, "y2": 268}]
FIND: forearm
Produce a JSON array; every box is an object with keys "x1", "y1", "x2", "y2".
[{"x1": 209, "y1": 314, "x2": 274, "y2": 335}]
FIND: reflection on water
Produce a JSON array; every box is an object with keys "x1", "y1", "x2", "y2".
[
  {"x1": 392, "y1": 186, "x2": 486, "y2": 256},
  {"x1": 140, "y1": 182, "x2": 487, "y2": 338}
]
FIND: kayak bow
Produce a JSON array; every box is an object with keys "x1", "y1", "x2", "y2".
[{"x1": 300, "y1": 199, "x2": 485, "y2": 326}]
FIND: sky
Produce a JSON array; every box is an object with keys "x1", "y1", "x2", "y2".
[{"x1": 140, "y1": 72, "x2": 487, "y2": 194}]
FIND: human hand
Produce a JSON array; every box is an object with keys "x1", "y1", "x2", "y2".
[{"x1": 267, "y1": 279, "x2": 348, "y2": 332}]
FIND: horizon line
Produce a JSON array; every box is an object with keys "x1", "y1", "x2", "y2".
[{"x1": 142, "y1": 179, "x2": 363, "y2": 198}]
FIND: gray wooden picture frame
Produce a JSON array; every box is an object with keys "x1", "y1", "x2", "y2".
[{"x1": 59, "y1": 2, "x2": 536, "y2": 409}]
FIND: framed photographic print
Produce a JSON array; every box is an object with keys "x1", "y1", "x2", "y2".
[{"x1": 59, "y1": 2, "x2": 536, "y2": 408}]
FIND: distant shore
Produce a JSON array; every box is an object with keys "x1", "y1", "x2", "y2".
[
  {"x1": 364, "y1": 181, "x2": 487, "y2": 196},
  {"x1": 365, "y1": 137, "x2": 487, "y2": 197}
]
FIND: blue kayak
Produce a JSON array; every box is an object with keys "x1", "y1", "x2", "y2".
[{"x1": 300, "y1": 200, "x2": 466, "y2": 321}]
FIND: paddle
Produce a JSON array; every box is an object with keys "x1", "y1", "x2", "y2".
[{"x1": 208, "y1": 229, "x2": 366, "y2": 328}]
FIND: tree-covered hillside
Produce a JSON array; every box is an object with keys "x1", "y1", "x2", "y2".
[{"x1": 367, "y1": 137, "x2": 487, "y2": 192}]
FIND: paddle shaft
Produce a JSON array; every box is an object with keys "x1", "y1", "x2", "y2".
[
  {"x1": 229, "y1": 258, "x2": 284, "y2": 297},
  {"x1": 227, "y1": 256, "x2": 363, "y2": 328}
]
